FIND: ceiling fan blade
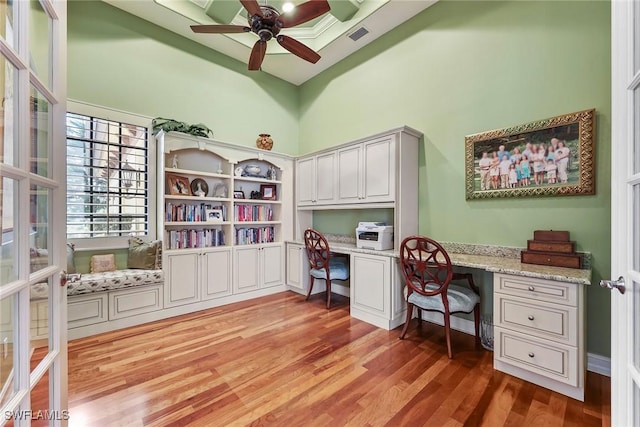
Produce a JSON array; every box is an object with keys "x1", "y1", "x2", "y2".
[
  {"x1": 191, "y1": 25, "x2": 251, "y2": 34},
  {"x1": 240, "y1": 0, "x2": 263, "y2": 17},
  {"x1": 277, "y1": 35, "x2": 320, "y2": 64},
  {"x1": 278, "y1": 0, "x2": 330, "y2": 28},
  {"x1": 248, "y1": 40, "x2": 267, "y2": 70}
]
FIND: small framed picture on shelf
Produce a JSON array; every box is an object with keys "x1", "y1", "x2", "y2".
[
  {"x1": 260, "y1": 184, "x2": 277, "y2": 200},
  {"x1": 233, "y1": 190, "x2": 245, "y2": 199},
  {"x1": 205, "y1": 208, "x2": 223, "y2": 223},
  {"x1": 167, "y1": 173, "x2": 191, "y2": 196},
  {"x1": 190, "y1": 178, "x2": 209, "y2": 197}
]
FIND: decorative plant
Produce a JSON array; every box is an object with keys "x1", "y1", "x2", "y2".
[{"x1": 152, "y1": 117, "x2": 213, "y2": 138}]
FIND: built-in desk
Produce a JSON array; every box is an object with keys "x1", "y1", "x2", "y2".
[{"x1": 285, "y1": 239, "x2": 591, "y2": 401}]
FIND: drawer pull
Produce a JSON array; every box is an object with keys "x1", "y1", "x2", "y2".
[
  {"x1": 528, "y1": 352, "x2": 535, "y2": 358},
  {"x1": 528, "y1": 286, "x2": 535, "y2": 291},
  {"x1": 527, "y1": 315, "x2": 534, "y2": 321}
]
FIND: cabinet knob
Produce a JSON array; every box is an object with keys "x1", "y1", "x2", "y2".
[
  {"x1": 527, "y1": 315, "x2": 534, "y2": 321},
  {"x1": 528, "y1": 286, "x2": 535, "y2": 292},
  {"x1": 528, "y1": 352, "x2": 535, "y2": 358}
]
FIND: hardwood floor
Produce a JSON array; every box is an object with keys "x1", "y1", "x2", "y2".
[{"x1": 61, "y1": 291, "x2": 610, "y2": 426}]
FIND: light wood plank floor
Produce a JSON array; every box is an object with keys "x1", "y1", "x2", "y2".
[{"x1": 59, "y1": 291, "x2": 609, "y2": 426}]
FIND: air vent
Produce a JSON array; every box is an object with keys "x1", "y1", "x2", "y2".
[{"x1": 348, "y1": 26, "x2": 370, "y2": 42}]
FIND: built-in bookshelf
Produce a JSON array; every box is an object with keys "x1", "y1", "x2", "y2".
[{"x1": 158, "y1": 134, "x2": 289, "y2": 249}]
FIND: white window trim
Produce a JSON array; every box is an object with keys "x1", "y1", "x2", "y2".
[{"x1": 66, "y1": 99, "x2": 157, "y2": 250}]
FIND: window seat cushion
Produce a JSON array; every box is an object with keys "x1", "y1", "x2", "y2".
[{"x1": 30, "y1": 269, "x2": 164, "y2": 300}]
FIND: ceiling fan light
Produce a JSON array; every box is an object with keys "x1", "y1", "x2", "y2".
[{"x1": 282, "y1": 2, "x2": 295, "y2": 13}]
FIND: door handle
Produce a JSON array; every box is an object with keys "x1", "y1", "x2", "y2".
[{"x1": 599, "y1": 276, "x2": 625, "y2": 295}]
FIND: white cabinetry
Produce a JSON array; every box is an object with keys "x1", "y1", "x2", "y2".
[
  {"x1": 165, "y1": 248, "x2": 233, "y2": 307},
  {"x1": 493, "y1": 273, "x2": 585, "y2": 401},
  {"x1": 349, "y1": 253, "x2": 406, "y2": 330},
  {"x1": 156, "y1": 131, "x2": 292, "y2": 317},
  {"x1": 337, "y1": 135, "x2": 396, "y2": 204},
  {"x1": 233, "y1": 244, "x2": 283, "y2": 293},
  {"x1": 296, "y1": 152, "x2": 336, "y2": 206},
  {"x1": 295, "y1": 126, "x2": 420, "y2": 251},
  {"x1": 285, "y1": 242, "x2": 309, "y2": 294}
]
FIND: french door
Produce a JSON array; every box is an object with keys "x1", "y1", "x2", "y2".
[
  {"x1": 609, "y1": 0, "x2": 640, "y2": 425},
  {"x1": 0, "y1": 0, "x2": 67, "y2": 426}
]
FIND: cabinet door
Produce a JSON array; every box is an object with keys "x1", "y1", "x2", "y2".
[
  {"x1": 315, "y1": 152, "x2": 336, "y2": 204},
  {"x1": 350, "y1": 253, "x2": 390, "y2": 317},
  {"x1": 202, "y1": 248, "x2": 233, "y2": 300},
  {"x1": 262, "y1": 245, "x2": 283, "y2": 288},
  {"x1": 166, "y1": 252, "x2": 200, "y2": 307},
  {"x1": 337, "y1": 144, "x2": 362, "y2": 203},
  {"x1": 234, "y1": 246, "x2": 260, "y2": 293},
  {"x1": 296, "y1": 157, "x2": 316, "y2": 206},
  {"x1": 363, "y1": 136, "x2": 395, "y2": 203},
  {"x1": 286, "y1": 243, "x2": 305, "y2": 291}
]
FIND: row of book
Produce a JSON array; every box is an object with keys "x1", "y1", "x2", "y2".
[
  {"x1": 165, "y1": 203, "x2": 228, "y2": 222},
  {"x1": 235, "y1": 226, "x2": 275, "y2": 245},
  {"x1": 234, "y1": 204, "x2": 273, "y2": 222},
  {"x1": 166, "y1": 228, "x2": 226, "y2": 249}
]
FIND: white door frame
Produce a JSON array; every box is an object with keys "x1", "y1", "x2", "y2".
[{"x1": 610, "y1": 0, "x2": 640, "y2": 425}]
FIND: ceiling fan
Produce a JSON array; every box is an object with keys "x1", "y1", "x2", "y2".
[{"x1": 191, "y1": 0, "x2": 331, "y2": 71}]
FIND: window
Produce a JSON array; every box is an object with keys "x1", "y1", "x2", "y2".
[{"x1": 66, "y1": 102, "x2": 155, "y2": 246}]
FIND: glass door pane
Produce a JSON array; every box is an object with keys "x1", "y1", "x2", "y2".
[
  {"x1": 0, "y1": 176, "x2": 18, "y2": 287},
  {"x1": 0, "y1": 0, "x2": 16, "y2": 49},
  {"x1": 30, "y1": 86, "x2": 51, "y2": 178},
  {"x1": 0, "y1": 294, "x2": 16, "y2": 408},
  {"x1": 29, "y1": 0, "x2": 51, "y2": 89},
  {"x1": 0, "y1": 55, "x2": 18, "y2": 167},
  {"x1": 29, "y1": 184, "x2": 50, "y2": 273}
]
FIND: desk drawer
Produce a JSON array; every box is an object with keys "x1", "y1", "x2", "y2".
[
  {"x1": 495, "y1": 293, "x2": 576, "y2": 345},
  {"x1": 494, "y1": 273, "x2": 577, "y2": 306},
  {"x1": 495, "y1": 326, "x2": 578, "y2": 387}
]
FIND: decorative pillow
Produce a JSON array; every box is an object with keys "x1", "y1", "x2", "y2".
[
  {"x1": 90, "y1": 254, "x2": 116, "y2": 273},
  {"x1": 127, "y1": 238, "x2": 162, "y2": 270},
  {"x1": 67, "y1": 243, "x2": 77, "y2": 274}
]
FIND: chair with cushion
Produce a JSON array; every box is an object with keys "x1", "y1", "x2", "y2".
[
  {"x1": 398, "y1": 236, "x2": 480, "y2": 358},
  {"x1": 303, "y1": 228, "x2": 350, "y2": 309}
]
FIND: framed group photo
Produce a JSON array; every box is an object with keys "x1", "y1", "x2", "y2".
[{"x1": 465, "y1": 109, "x2": 596, "y2": 199}]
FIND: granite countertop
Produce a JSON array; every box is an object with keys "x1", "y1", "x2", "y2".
[{"x1": 286, "y1": 237, "x2": 592, "y2": 286}]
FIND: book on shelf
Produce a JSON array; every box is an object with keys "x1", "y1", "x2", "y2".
[
  {"x1": 234, "y1": 226, "x2": 275, "y2": 245},
  {"x1": 167, "y1": 228, "x2": 226, "y2": 249},
  {"x1": 234, "y1": 204, "x2": 273, "y2": 222},
  {"x1": 166, "y1": 202, "x2": 227, "y2": 222}
]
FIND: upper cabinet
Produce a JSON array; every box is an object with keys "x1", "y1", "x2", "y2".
[
  {"x1": 296, "y1": 127, "x2": 418, "y2": 210},
  {"x1": 296, "y1": 151, "x2": 336, "y2": 206},
  {"x1": 337, "y1": 135, "x2": 396, "y2": 205}
]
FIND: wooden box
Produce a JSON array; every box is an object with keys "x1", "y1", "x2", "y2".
[
  {"x1": 533, "y1": 230, "x2": 570, "y2": 242},
  {"x1": 520, "y1": 250, "x2": 582, "y2": 269},
  {"x1": 527, "y1": 240, "x2": 575, "y2": 254}
]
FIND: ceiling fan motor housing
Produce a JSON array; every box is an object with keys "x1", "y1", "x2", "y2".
[{"x1": 250, "y1": 5, "x2": 281, "y2": 41}]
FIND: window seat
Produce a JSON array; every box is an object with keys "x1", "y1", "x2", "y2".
[{"x1": 29, "y1": 269, "x2": 164, "y2": 300}]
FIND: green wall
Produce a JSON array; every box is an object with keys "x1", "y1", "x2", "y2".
[
  {"x1": 301, "y1": 1, "x2": 612, "y2": 357},
  {"x1": 67, "y1": 1, "x2": 300, "y2": 154}
]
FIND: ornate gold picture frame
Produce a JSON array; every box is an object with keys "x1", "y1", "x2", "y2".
[{"x1": 465, "y1": 109, "x2": 595, "y2": 199}]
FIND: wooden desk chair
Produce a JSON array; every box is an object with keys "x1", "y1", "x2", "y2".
[
  {"x1": 398, "y1": 235, "x2": 480, "y2": 358},
  {"x1": 303, "y1": 228, "x2": 350, "y2": 309}
]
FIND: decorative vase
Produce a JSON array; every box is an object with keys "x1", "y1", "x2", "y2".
[{"x1": 256, "y1": 133, "x2": 273, "y2": 151}]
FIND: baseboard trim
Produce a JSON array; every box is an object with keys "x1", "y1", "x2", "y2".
[{"x1": 418, "y1": 310, "x2": 611, "y2": 376}]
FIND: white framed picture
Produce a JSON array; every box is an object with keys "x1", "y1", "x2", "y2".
[{"x1": 205, "y1": 208, "x2": 223, "y2": 223}]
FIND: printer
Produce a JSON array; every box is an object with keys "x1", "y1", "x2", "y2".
[{"x1": 356, "y1": 222, "x2": 394, "y2": 251}]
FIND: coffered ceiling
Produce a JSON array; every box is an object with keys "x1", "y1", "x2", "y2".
[{"x1": 102, "y1": 0, "x2": 438, "y2": 85}]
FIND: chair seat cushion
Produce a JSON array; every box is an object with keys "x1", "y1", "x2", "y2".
[
  {"x1": 310, "y1": 257, "x2": 349, "y2": 281},
  {"x1": 408, "y1": 283, "x2": 479, "y2": 313}
]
